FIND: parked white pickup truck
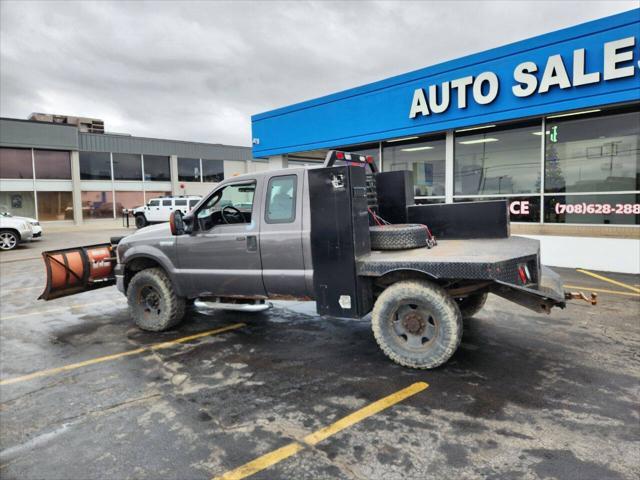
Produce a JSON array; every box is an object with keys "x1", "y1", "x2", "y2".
[{"x1": 131, "y1": 196, "x2": 201, "y2": 228}]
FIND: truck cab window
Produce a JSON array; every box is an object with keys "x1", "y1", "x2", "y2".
[
  {"x1": 196, "y1": 181, "x2": 255, "y2": 230},
  {"x1": 266, "y1": 175, "x2": 296, "y2": 223},
  {"x1": 148, "y1": 200, "x2": 160, "y2": 207}
]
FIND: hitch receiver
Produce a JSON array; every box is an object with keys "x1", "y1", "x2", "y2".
[{"x1": 565, "y1": 291, "x2": 598, "y2": 305}]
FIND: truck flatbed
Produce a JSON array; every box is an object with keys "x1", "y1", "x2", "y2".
[
  {"x1": 358, "y1": 236, "x2": 565, "y2": 304},
  {"x1": 359, "y1": 236, "x2": 538, "y2": 280}
]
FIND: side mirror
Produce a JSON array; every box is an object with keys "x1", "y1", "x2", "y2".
[{"x1": 169, "y1": 210, "x2": 185, "y2": 236}]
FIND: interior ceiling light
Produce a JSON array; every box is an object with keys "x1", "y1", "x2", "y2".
[
  {"x1": 455, "y1": 124, "x2": 496, "y2": 133},
  {"x1": 401, "y1": 146, "x2": 435, "y2": 152},
  {"x1": 387, "y1": 136, "x2": 419, "y2": 143},
  {"x1": 458, "y1": 138, "x2": 499, "y2": 145},
  {"x1": 547, "y1": 109, "x2": 601, "y2": 119}
]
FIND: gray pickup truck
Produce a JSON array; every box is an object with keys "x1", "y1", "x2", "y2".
[{"x1": 40, "y1": 151, "x2": 594, "y2": 369}]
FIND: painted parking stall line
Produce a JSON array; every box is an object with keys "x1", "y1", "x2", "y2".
[
  {"x1": 564, "y1": 284, "x2": 640, "y2": 298},
  {"x1": 0, "y1": 300, "x2": 116, "y2": 321},
  {"x1": 0, "y1": 323, "x2": 246, "y2": 386},
  {"x1": 213, "y1": 381, "x2": 429, "y2": 480},
  {"x1": 577, "y1": 269, "x2": 640, "y2": 294}
]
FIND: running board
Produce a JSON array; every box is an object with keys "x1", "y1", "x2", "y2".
[{"x1": 195, "y1": 299, "x2": 272, "y2": 312}]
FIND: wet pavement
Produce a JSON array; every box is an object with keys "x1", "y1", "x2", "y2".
[{"x1": 0, "y1": 235, "x2": 639, "y2": 480}]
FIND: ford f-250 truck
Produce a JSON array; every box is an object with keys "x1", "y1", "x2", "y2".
[{"x1": 39, "y1": 151, "x2": 595, "y2": 369}]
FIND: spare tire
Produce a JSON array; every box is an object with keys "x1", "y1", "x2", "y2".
[{"x1": 370, "y1": 224, "x2": 427, "y2": 250}]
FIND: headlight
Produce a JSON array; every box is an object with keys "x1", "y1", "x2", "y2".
[{"x1": 30, "y1": 221, "x2": 39, "y2": 226}]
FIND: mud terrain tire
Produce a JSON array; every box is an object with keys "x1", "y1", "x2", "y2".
[
  {"x1": 372, "y1": 280, "x2": 462, "y2": 369},
  {"x1": 127, "y1": 268, "x2": 185, "y2": 331},
  {"x1": 370, "y1": 224, "x2": 427, "y2": 250}
]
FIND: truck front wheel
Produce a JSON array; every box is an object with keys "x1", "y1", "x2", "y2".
[
  {"x1": 371, "y1": 280, "x2": 462, "y2": 369},
  {"x1": 127, "y1": 268, "x2": 185, "y2": 331},
  {"x1": 135, "y1": 214, "x2": 148, "y2": 229}
]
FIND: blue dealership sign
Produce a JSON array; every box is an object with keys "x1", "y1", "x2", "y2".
[{"x1": 252, "y1": 9, "x2": 640, "y2": 157}]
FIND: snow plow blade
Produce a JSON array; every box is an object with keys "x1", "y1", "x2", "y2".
[{"x1": 39, "y1": 243, "x2": 117, "y2": 300}]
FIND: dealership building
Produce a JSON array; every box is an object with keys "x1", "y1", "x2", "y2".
[
  {"x1": 252, "y1": 9, "x2": 640, "y2": 273},
  {"x1": 0, "y1": 114, "x2": 269, "y2": 224}
]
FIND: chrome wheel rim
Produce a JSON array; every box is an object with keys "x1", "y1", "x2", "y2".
[{"x1": 0, "y1": 232, "x2": 17, "y2": 250}]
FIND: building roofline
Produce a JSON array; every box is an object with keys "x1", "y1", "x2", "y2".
[{"x1": 1, "y1": 117, "x2": 251, "y2": 150}]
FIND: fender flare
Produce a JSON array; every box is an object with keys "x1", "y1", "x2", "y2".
[{"x1": 122, "y1": 247, "x2": 186, "y2": 296}]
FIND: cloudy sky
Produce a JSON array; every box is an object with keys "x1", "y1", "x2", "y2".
[{"x1": 0, "y1": 0, "x2": 636, "y2": 146}]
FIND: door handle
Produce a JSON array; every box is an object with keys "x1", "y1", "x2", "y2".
[{"x1": 236, "y1": 236, "x2": 246, "y2": 241}]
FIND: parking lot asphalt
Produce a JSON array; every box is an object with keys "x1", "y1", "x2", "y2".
[{"x1": 1, "y1": 232, "x2": 639, "y2": 480}]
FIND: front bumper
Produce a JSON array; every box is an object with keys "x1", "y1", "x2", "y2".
[{"x1": 20, "y1": 229, "x2": 34, "y2": 241}]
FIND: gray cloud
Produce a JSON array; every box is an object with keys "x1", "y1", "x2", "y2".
[{"x1": 1, "y1": 0, "x2": 636, "y2": 146}]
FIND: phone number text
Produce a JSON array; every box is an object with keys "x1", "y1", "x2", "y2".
[{"x1": 554, "y1": 203, "x2": 640, "y2": 215}]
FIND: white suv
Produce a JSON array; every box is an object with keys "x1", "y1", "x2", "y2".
[
  {"x1": 0, "y1": 215, "x2": 34, "y2": 251},
  {"x1": 131, "y1": 196, "x2": 201, "y2": 229}
]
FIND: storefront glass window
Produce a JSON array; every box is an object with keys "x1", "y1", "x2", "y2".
[
  {"x1": 202, "y1": 159, "x2": 224, "y2": 182},
  {"x1": 115, "y1": 191, "x2": 145, "y2": 217},
  {"x1": 455, "y1": 196, "x2": 540, "y2": 223},
  {"x1": 143, "y1": 155, "x2": 170, "y2": 181},
  {"x1": 113, "y1": 153, "x2": 142, "y2": 181},
  {"x1": 455, "y1": 123, "x2": 541, "y2": 195},
  {"x1": 144, "y1": 191, "x2": 172, "y2": 203},
  {"x1": 80, "y1": 152, "x2": 111, "y2": 180},
  {"x1": 383, "y1": 137, "x2": 446, "y2": 197},
  {"x1": 34, "y1": 150, "x2": 71, "y2": 180},
  {"x1": 81, "y1": 191, "x2": 114, "y2": 219},
  {"x1": 0, "y1": 148, "x2": 33, "y2": 179},
  {"x1": 544, "y1": 193, "x2": 639, "y2": 225},
  {"x1": 37, "y1": 192, "x2": 74, "y2": 221},
  {"x1": 0, "y1": 191, "x2": 36, "y2": 217},
  {"x1": 545, "y1": 110, "x2": 639, "y2": 193},
  {"x1": 178, "y1": 158, "x2": 201, "y2": 182}
]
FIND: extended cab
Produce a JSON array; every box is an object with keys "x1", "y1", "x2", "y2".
[{"x1": 40, "y1": 152, "x2": 594, "y2": 369}]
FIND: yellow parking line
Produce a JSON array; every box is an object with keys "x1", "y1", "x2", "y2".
[
  {"x1": 0, "y1": 300, "x2": 115, "y2": 321},
  {"x1": 564, "y1": 285, "x2": 640, "y2": 298},
  {"x1": 576, "y1": 269, "x2": 640, "y2": 294},
  {"x1": 213, "y1": 381, "x2": 429, "y2": 480},
  {"x1": 0, "y1": 323, "x2": 245, "y2": 386},
  {"x1": 0, "y1": 285, "x2": 42, "y2": 294}
]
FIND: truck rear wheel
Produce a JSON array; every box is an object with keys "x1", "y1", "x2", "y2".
[
  {"x1": 127, "y1": 268, "x2": 185, "y2": 331},
  {"x1": 135, "y1": 214, "x2": 148, "y2": 229},
  {"x1": 371, "y1": 280, "x2": 462, "y2": 369},
  {"x1": 455, "y1": 292, "x2": 488, "y2": 319}
]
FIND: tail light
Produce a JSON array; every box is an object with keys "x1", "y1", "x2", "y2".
[{"x1": 517, "y1": 263, "x2": 532, "y2": 284}]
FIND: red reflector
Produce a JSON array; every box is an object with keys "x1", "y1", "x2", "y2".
[
  {"x1": 518, "y1": 266, "x2": 527, "y2": 283},
  {"x1": 336, "y1": 151, "x2": 345, "y2": 159},
  {"x1": 366, "y1": 155, "x2": 374, "y2": 163}
]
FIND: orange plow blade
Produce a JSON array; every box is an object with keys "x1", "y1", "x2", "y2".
[{"x1": 39, "y1": 243, "x2": 117, "y2": 300}]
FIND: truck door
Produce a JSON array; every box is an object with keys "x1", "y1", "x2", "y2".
[
  {"x1": 259, "y1": 172, "x2": 308, "y2": 298},
  {"x1": 177, "y1": 180, "x2": 265, "y2": 297},
  {"x1": 146, "y1": 199, "x2": 161, "y2": 221}
]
